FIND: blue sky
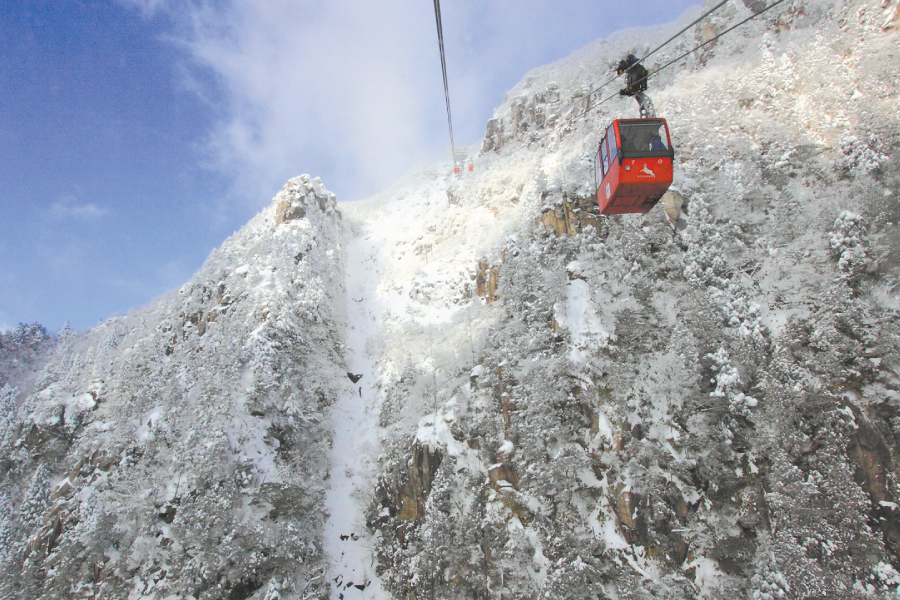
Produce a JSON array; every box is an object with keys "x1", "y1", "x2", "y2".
[{"x1": 0, "y1": 0, "x2": 699, "y2": 332}]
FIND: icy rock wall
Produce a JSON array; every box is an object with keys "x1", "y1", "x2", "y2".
[
  {"x1": 361, "y1": 0, "x2": 900, "y2": 599},
  {"x1": 0, "y1": 176, "x2": 345, "y2": 600}
]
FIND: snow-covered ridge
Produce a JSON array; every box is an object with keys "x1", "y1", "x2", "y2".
[{"x1": 0, "y1": 175, "x2": 346, "y2": 599}]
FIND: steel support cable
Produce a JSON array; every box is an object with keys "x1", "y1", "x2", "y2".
[
  {"x1": 433, "y1": 0, "x2": 457, "y2": 161},
  {"x1": 550, "y1": 0, "x2": 731, "y2": 120},
  {"x1": 588, "y1": 0, "x2": 790, "y2": 113},
  {"x1": 426, "y1": 6, "x2": 455, "y2": 590},
  {"x1": 511, "y1": 0, "x2": 789, "y2": 152}
]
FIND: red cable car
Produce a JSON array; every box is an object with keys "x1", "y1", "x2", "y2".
[{"x1": 594, "y1": 118, "x2": 674, "y2": 215}]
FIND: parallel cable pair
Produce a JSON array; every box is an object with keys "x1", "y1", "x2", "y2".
[
  {"x1": 585, "y1": 0, "x2": 791, "y2": 117},
  {"x1": 512, "y1": 0, "x2": 790, "y2": 153},
  {"x1": 549, "y1": 0, "x2": 732, "y2": 121},
  {"x1": 430, "y1": 0, "x2": 731, "y2": 163}
]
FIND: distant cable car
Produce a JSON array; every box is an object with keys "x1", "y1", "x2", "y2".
[{"x1": 594, "y1": 118, "x2": 674, "y2": 215}]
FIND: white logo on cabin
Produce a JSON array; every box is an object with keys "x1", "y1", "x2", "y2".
[
  {"x1": 605, "y1": 183, "x2": 611, "y2": 199},
  {"x1": 640, "y1": 164, "x2": 656, "y2": 178}
]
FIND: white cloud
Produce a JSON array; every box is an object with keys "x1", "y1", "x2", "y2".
[
  {"x1": 49, "y1": 195, "x2": 107, "y2": 220},
  {"x1": 122, "y1": 0, "x2": 700, "y2": 205},
  {"x1": 137, "y1": 0, "x2": 447, "y2": 204}
]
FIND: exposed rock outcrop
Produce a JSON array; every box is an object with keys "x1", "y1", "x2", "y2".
[
  {"x1": 537, "y1": 190, "x2": 603, "y2": 237},
  {"x1": 274, "y1": 174, "x2": 340, "y2": 225},
  {"x1": 475, "y1": 259, "x2": 502, "y2": 304}
]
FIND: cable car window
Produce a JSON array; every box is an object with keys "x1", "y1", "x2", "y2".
[
  {"x1": 618, "y1": 120, "x2": 673, "y2": 159},
  {"x1": 599, "y1": 136, "x2": 609, "y2": 177},
  {"x1": 606, "y1": 124, "x2": 618, "y2": 168},
  {"x1": 603, "y1": 136, "x2": 612, "y2": 175}
]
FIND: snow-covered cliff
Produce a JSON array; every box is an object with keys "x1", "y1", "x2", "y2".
[
  {"x1": 0, "y1": 176, "x2": 346, "y2": 599},
  {"x1": 2, "y1": 0, "x2": 900, "y2": 598},
  {"x1": 338, "y1": 0, "x2": 900, "y2": 598}
]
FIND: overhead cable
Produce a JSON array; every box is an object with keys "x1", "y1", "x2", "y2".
[
  {"x1": 550, "y1": 0, "x2": 731, "y2": 120},
  {"x1": 432, "y1": 0, "x2": 457, "y2": 161},
  {"x1": 518, "y1": 0, "x2": 790, "y2": 148},
  {"x1": 588, "y1": 0, "x2": 790, "y2": 114}
]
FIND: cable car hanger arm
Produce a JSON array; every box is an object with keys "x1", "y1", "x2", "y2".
[{"x1": 550, "y1": 0, "x2": 731, "y2": 120}]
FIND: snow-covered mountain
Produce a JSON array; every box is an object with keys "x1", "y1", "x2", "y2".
[
  {"x1": 2, "y1": 0, "x2": 900, "y2": 598},
  {"x1": 0, "y1": 177, "x2": 347, "y2": 599}
]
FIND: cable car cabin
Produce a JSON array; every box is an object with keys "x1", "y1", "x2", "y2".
[{"x1": 594, "y1": 118, "x2": 674, "y2": 215}]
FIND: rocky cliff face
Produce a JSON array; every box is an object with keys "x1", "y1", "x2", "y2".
[
  {"x1": 350, "y1": 0, "x2": 900, "y2": 598},
  {"x1": 0, "y1": 176, "x2": 345, "y2": 599}
]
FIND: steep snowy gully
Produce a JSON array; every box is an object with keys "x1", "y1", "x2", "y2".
[{"x1": 323, "y1": 215, "x2": 389, "y2": 600}]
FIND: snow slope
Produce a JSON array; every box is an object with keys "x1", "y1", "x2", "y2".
[{"x1": 322, "y1": 215, "x2": 389, "y2": 600}]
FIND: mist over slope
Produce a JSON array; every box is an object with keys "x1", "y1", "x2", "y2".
[{"x1": 1, "y1": 0, "x2": 900, "y2": 599}]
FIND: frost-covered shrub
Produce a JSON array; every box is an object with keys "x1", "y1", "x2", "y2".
[
  {"x1": 18, "y1": 464, "x2": 50, "y2": 531},
  {"x1": 0, "y1": 385, "x2": 17, "y2": 449},
  {"x1": 682, "y1": 198, "x2": 765, "y2": 339},
  {"x1": 864, "y1": 561, "x2": 900, "y2": 595},
  {"x1": 0, "y1": 323, "x2": 54, "y2": 402},
  {"x1": 828, "y1": 211, "x2": 870, "y2": 285},
  {"x1": 707, "y1": 348, "x2": 758, "y2": 417},
  {"x1": 751, "y1": 568, "x2": 791, "y2": 600},
  {"x1": 2, "y1": 323, "x2": 51, "y2": 349},
  {"x1": 708, "y1": 348, "x2": 742, "y2": 399},
  {"x1": 839, "y1": 134, "x2": 889, "y2": 174},
  {"x1": 540, "y1": 553, "x2": 609, "y2": 599},
  {"x1": 0, "y1": 492, "x2": 15, "y2": 564},
  {"x1": 802, "y1": 297, "x2": 872, "y2": 384}
]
